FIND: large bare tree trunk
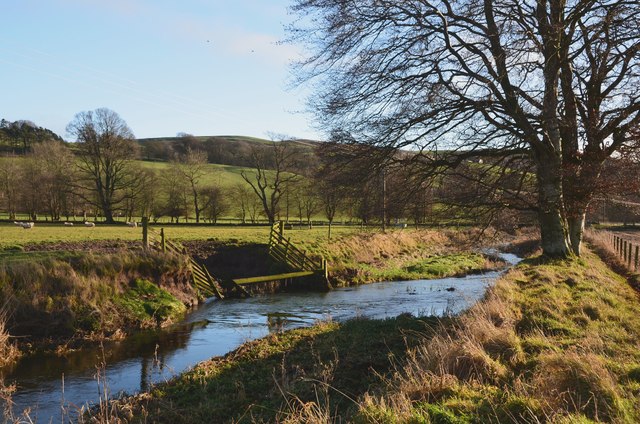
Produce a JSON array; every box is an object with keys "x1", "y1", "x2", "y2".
[
  {"x1": 536, "y1": 152, "x2": 570, "y2": 257},
  {"x1": 567, "y1": 213, "x2": 586, "y2": 256}
]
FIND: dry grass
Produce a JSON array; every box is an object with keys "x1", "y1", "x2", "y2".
[
  {"x1": 0, "y1": 304, "x2": 19, "y2": 368},
  {"x1": 585, "y1": 229, "x2": 640, "y2": 291},
  {"x1": 0, "y1": 249, "x2": 193, "y2": 354},
  {"x1": 532, "y1": 351, "x2": 620, "y2": 422}
]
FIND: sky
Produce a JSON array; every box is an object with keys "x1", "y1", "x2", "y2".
[{"x1": 0, "y1": 0, "x2": 321, "y2": 141}]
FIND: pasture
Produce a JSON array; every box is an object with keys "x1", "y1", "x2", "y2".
[
  {"x1": 0, "y1": 156, "x2": 268, "y2": 189},
  {"x1": 0, "y1": 222, "x2": 360, "y2": 249}
]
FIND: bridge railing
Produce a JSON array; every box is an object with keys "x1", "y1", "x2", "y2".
[
  {"x1": 147, "y1": 227, "x2": 227, "y2": 299},
  {"x1": 268, "y1": 222, "x2": 326, "y2": 273}
]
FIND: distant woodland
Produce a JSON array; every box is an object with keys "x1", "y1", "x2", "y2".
[{"x1": 1, "y1": 112, "x2": 638, "y2": 229}]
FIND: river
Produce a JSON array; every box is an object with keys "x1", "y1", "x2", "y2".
[{"x1": 1, "y1": 252, "x2": 520, "y2": 421}]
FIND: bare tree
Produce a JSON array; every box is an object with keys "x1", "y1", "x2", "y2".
[
  {"x1": 160, "y1": 166, "x2": 189, "y2": 223},
  {"x1": 0, "y1": 159, "x2": 21, "y2": 220},
  {"x1": 173, "y1": 148, "x2": 209, "y2": 223},
  {"x1": 292, "y1": 180, "x2": 320, "y2": 228},
  {"x1": 28, "y1": 140, "x2": 75, "y2": 221},
  {"x1": 290, "y1": 0, "x2": 640, "y2": 257},
  {"x1": 201, "y1": 186, "x2": 228, "y2": 223},
  {"x1": 241, "y1": 139, "x2": 300, "y2": 224},
  {"x1": 66, "y1": 108, "x2": 139, "y2": 223}
]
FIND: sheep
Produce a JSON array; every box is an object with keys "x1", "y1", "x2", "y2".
[
  {"x1": 126, "y1": 222, "x2": 137, "y2": 228},
  {"x1": 21, "y1": 222, "x2": 34, "y2": 229},
  {"x1": 84, "y1": 221, "x2": 95, "y2": 227},
  {"x1": 64, "y1": 222, "x2": 74, "y2": 226}
]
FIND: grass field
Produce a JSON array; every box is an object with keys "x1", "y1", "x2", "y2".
[
  {"x1": 0, "y1": 222, "x2": 360, "y2": 249},
  {"x1": 136, "y1": 160, "x2": 263, "y2": 188},
  {"x1": 0, "y1": 156, "x2": 270, "y2": 189}
]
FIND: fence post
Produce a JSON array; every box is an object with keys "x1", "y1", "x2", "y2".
[
  {"x1": 142, "y1": 216, "x2": 149, "y2": 249},
  {"x1": 628, "y1": 242, "x2": 633, "y2": 267},
  {"x1": 284, "y1": 237, "x2": 290, "y2": 264},
  {"x1": 160, "y1": 228, "x2": 166, "y2": 253},
  {"x1": 322, "y1": 258, "x2": 328, "y2": 279},
  {"x1": 617, "y1": 236, "x2": 621, "y2": 254},
  {"x1": 624, "y1": 240, "x2": 628, "y2": 261}
]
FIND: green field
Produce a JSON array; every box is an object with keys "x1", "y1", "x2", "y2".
[
  {"x1": 0, "y1": 156, "x2": 268, "y2": 189},
  {"x1": 136, "y1": 160, "x2": 263, "y2": 188},
  {"x1": 0, "y1": 222, "x2": 359, "y2": 249}
]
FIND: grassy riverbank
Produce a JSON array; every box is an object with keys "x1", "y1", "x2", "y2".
[
  {"x1": 191, "y1": 228, "x2": 505, "y2": 287},
  {"x1": 109, "y1": 245, "x2": 640, "y2": 423},
  {"x1": 0, "y1": 249, "x2": 194, "y2": 362},
  {"x1": 318, "y1": 229, "x2": 501, "y2": 285},
  {"x1": 0, "y1": 227, "x2": 504, "y2": 366}
]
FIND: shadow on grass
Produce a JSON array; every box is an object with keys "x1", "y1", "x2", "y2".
[{"x1": 122, "y1": 315, "x2": 445, "y2": 423}]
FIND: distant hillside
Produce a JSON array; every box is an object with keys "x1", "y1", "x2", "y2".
[{"x1": 137, "y1": 134, "x2": 320, "y2": 168}]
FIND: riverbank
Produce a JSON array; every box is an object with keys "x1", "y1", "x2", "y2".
[
  {"x1": 0, "y1": 227, "x2": 507, "y2": 368},
  {"x1": 0, "y1": 227, "x2": 508, "y2": 367},
  {"x1": 187, "y1": 227, "x2": 508, "y2": 289},
  {"x1": 0, "y1": 248, "x2": 196, "y2": 363},
  {"x1": 108, "y1": 243, "x2": 640, "y2": 423}
]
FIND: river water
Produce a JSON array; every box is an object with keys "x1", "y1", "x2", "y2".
[{"x1": 1, "y1": 253, "x2": 519, "y2": 421}]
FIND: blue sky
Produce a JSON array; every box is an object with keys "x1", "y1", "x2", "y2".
[{"x1": 0, "y1": 0, "x2": 320, "y2": 140}]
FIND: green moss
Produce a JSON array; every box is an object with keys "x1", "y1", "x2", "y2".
[
  {"x1": 404, "y1": 253, "x2": 487, "y2": 278},
  {"x1": 116, "y1": 279, "x2": 186, "y2": 323},
  {"x1": 423, "y1": 404, "x2": 470, "y2": 424}
]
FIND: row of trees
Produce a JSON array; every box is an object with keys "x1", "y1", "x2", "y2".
[
  {"x1": 0, "y1": 109, "x2": 361, "y2": 225},
  {"x1": 0, "y1": 108, "x2": 478, "y2": 229},
  {"x1": 3, "y1": 106, "x2": 637, "y2": 238}
]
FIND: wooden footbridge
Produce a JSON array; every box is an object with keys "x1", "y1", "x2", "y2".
[
  {"x1": 145, "y1": 222, "x2": 328, "y2": 300},
  {"x1": 232, "y1": 222, "x2": 329, "y2": 288}
]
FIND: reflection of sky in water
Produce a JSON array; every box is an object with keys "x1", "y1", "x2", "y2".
[{"x1": 3, "y1": 257, "x2": 519, "y2": 421}]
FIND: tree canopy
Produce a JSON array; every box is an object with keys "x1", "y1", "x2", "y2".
[
  {"x1": 66, "y1": 108, "x2": 139, "y2": 223},
  {"x1": 290, "y1": 0, "x2": 640, "y2": 257}
]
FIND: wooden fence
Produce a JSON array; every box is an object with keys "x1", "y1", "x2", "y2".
[
  {"x1": 268, "y1": 222, "x2": 327, "y2": 273},
  {"x1": 146, "y1": 226, "x2": 249, "y2": 299},
  {"x1": 141, "y1": 220, "x2": 327, "y2": 298},
  {"x1": 607, "y1": 232, "x2": 640, "y2": 271}
]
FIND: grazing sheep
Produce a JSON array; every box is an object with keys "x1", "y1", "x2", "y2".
[
  {"x1": 84, "y1": 221, "x2": 95, "y2": 227},
  {"x1": 64, "y1": 222, "x2": 74, "y2": 226},
  {"x1": 21, "y1": 222, "x2": 34, "y2": 229},
  {"x1": 126, "y1": 222, "x2": 137, "y2": 228}
]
